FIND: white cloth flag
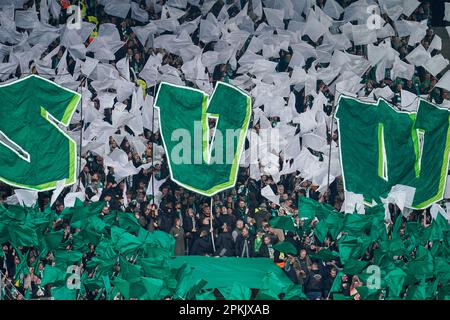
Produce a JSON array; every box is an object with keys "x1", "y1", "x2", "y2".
[
  {"x1": 430, "y1": 203, "x2": 450, "y2": 222},
  {"x1": 435, "y1": 70, "x2": 450, "y2": 92},
  {"x1": 116, "y1": 57, "x2": 130, "y2": 81},
  {"x1": 64, "y1": 192, "x2": 86, "y2": 208},
  {"x1": 146, "y1": 174, "x2": 168, "y2": 195},
  {"x1": 401, "y1": 90, "x2": 418, "y2": 111},
  {"x1": 263, "y1": 8, "x2": 284, "y2": 29},
  {"x1": 352, "y1": 24, "x2": 377, "y2": 45},
  {"x1": 261, "y1": 185, "x2": 280, "y2": 205},
  {"x1": 391, "y1": 57, "x2": 414, "y2": 80},
  {"x1": 402, "y1": 0, "x2": 421, "y2": 17},
  {"x1": 323, "y1": 0, "x2": 344, "y2": 19},
  {"x1": 423, "y1": 54, "x2": 449, "y2": 78},
  {"x1": 50, "y1": 180, "x2": 66, "y2": 206},
  {"x1": 131, "y1": 1, "x2": 149, "y2": 23},
  {"x1": 428, "y1": 35, "x2": 442, "y2": 53},
  {"x1": 445, "y1": 3, "x2": 450, "y2": 22},
  {"x1": 343, "y1": 191, "x2": 365, "y2": 214},
  {"x1": 15, "y1": 7, "x2": 39, "y2": 29},
  {"x1": 132, "y1": 23, "x2": 157, "y2": 47},
  {"x1": 103, "y1": 0, "x2": 131, "y2": 19},
  {"x1": 302, "y1": 13, "x2": 327, "y2": 42},
  {"x1": 387, "y1": 185, "x2": 416, "y2": 211},
  {"x1": 14, "y1": 189, "x2": 39, "y2": 207},
  {"x1": 405, "y1": 44, "x2": 430, "y2": 67}
]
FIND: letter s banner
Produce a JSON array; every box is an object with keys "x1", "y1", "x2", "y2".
[{"x1": 0, "y1": 75, "x2": 80, "y2": 191}]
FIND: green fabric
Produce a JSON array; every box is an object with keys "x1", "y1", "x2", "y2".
[
  {"x1": 272, "y1": 241, "x2": 298, "y2": 255},
  {"x1": 298, "y1": 196, "x2": 334, "y2": 219},
  {"x1": 41, "y1": 265, "x2": 67, "y2": 286},
  {"x1": 219, "y1": 282, "x2": 252, "y2": 300},
  {"x1": 269, "y1": 216, "x2": 295, "y2": 231},
  {"x1": 0, "y1": 75, "x2": 79, "y2": 190},
  {"x1": 336, "y1": 96, "x2": 450, "y2": 209},
  {"x1": 51, "y1": 286, "x2": 77, "y2": 300},
  {"x1": 154, "y1": 82, "x2": 251, "y2": 196},
  {"x1": 168, "y1": 256, "x2": 293, "y2": 291}
]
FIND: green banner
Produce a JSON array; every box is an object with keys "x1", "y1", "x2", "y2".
[
  {"x1": 154, "y1": 82, "x2": 251, "y2": 197},
  {"x1": 0, "y1": 75, "x2": 80, "y2": 191},
  {"x1": 336, "y1": 96, "x2": 450, "y2": 209}
]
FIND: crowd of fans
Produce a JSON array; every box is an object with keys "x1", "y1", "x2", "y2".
[{"x1": 0, "y1": 0, "x2": 449, "y2": 300}]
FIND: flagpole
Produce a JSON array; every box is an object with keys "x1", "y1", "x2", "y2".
[
  {"x1": 210, "y1": 197, "x2": 216, "y2": 253},
  {"x1": 326, "y1": 102, "x2": 336, "y2": 194},
  {"x1": 151, "y1": 84, "x2": 156, "y2": 204},
  {"x1": 77, "y1": 77, "x2": 86, "y2": 190}
]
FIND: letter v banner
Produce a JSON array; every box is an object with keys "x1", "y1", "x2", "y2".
[
  {"x1": 335, "y1": 95, "x2": 450, "y2": 209},
  {"x1": 0, "y1": 75, "x2": 80, "y2": 191},
  {"x1": 154, "y1": 82, "x2": 251, "y2": 197}
]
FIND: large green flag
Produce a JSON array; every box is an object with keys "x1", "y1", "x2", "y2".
[
  {"x1": 154, "y1": 82, "x2": 251, "y2": 196},
  {"x1": 0, "y1": 75, "x2": 80, "y2": 191},
  {"x1": 41, "y1": 265, "x2": 67, "y2": 286},
  {"x1": 51, "y1": 285, "x2": 77, "y2": 300},
  {"x1": 336, "y1": 96, "x2": 450, "y2": 209},
  {"x1": 298, "y1": 196, "x2": 334, "y2": 219},
  {"x1": 219, "y1": 282, "x2": 252, "y2": 300},
  {"x1": 385, "y1": 267, "x2": 408, "y2": 298}
]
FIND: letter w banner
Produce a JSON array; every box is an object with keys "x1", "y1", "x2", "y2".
[
  {"x1": 0, "y1": 75, "x2": 80, "y2": 191},
  {"x1": 154, "y1": 82, "x2": 251, "y2": 197},
  {"x1": 336, "y1": 96, "x2": 450, "y2": 209}
]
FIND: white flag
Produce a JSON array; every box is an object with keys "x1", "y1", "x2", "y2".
[
  {"x1": 436, "y1": 70, "x2": 450, "y2": 92},
  {"x1": 423, "y1": 54, "x2": 449, "y2": 78},
  {"x1": 445, "y1": 3, "x2": 450, "y2": 22},
  {"x1": 261, "y1": 185, "x2": 280, "y2": 205},
  {"x1": 14, "y1": 189, "x2": 39, "y2": 207},
  {"x1": 131, "y1": 1, "x2": 149, "y2": 23}
]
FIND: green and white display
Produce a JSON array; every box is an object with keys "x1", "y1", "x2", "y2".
[
  {"x1": 154, "y1": 82, "x2": 251, "y2": 197},
  {"x1": 336, "y1": 96, "x2": 450, "y2": 209},
  {"x1": 0, "y1": 75, "x2": 80, "y2": 191}
]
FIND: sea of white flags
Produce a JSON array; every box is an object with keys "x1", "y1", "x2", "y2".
[{"x1": 0, "y1": 0, "x2": 449, "y2": 216}]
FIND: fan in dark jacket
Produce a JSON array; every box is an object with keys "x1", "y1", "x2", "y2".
[
  {"x1": 304, "y1": 263, "x2": 324, "y2": 300},
  {"x1": 258, "y1": 236, "x2": 283, "y2": 263},
  {"x1": 235, "y1": 228, "x2": 254, "y2": 258},
  {"x1": 191, "y1": 230, "x2": 214, "y2": 256},
  {"x1": 216, "y1": 224, "x2": 235, "y2": 257}
]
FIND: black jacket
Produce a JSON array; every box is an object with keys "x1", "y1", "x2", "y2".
[
  {"x1": 216, "y1": 232, "x2": 235, "y2": 257},
  {"x1": 304, "y1": 270, "x2": 324, "y2": 293},
  {"x1": 235, "y1": 235, "x2": 254, "y2": 257},
  {"x1": 258, "y1": 244, "x2": 284, "y2": 263},
  {"x1": 191, "y1": 235, "x2": 214, "y2": 256}
]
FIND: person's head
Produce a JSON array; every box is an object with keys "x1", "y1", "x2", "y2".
[
  {"x1": 299, "y1": 249, "x2": 307, "y2": 259},
  {"x1": 311, "y1": 263, "x2": 319, "y2": 271},
  {"x1": 238, "y1": 200, "x2": 245, "y2": 208},
  {"x1": 263, "y1": 235, "x2": 271, "y2": 245},
  {"x1": 174, "y1": 217, "x2": 181, "y2": 227},
  {"x1": 101, "y1": 206, "x2": 109, "y2": 216},
  {"x1": 330, "y1": 268, "x2": 337, "y2": 278},
  {"x1": 236, "y1": 219, "x2": 244, "y2": 229},
  {"x1": 91, "y1": 173, "x2": 99, "y2": 183},
  {"x1": 242, "y1": 227, "x2": 249, "y2": 237}
]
